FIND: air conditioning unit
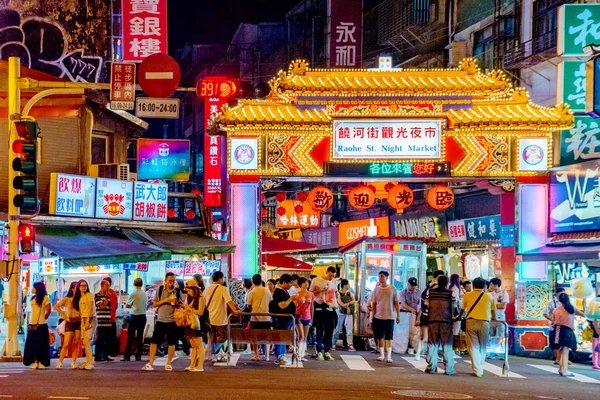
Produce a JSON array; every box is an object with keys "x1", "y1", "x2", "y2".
[{"x1": 88, "y1": 163, "x2": 130, "y2": 180}]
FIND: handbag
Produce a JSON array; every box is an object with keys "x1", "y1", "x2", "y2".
[
  {"x1": 27, "y1": 302, "x2": 43, "y2": 332},
  {"x1": 201, "y1": 286, "x2": 219, "y2": 333},
  {"x1": 461, "y1": 291, "x2": 485, "y2": 332}
]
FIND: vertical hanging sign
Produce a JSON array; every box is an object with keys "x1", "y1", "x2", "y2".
[
  {"x1": 328, "y1": 0, "x2": 363, "y2": 68},
  {"x1": 122, "y1": 0, "x2": 169, "y2": 61},
  {"x1": 204, "y1": 98, "x2": 225, "y2": 207},
  {"x1": 110, "y1": 62, "x2": 136, "y2": 110}
]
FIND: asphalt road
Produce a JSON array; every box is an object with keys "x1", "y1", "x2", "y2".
[{"x1": 0, "y1": 351, "x2": 599, "y2": 400}]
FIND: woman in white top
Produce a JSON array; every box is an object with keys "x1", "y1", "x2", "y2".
[
  {"x1": 72, "y1": 279, "x2": 96, "y2": 370},
  {"x1": 54, "y1": 281, "x2": 81, "y2": 369},
  {"x1": 449, "y1": 274, "x2": 462, "y2": 355},
  {"x1": 23, "y1": 281, "x2": 51, "y2": 369}
]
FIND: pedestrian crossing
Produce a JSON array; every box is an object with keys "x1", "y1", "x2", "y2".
[{"x1": 528, "y1": 364, "x2": 600, "y2": 384}]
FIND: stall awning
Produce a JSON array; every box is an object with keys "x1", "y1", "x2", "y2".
[
  {"x1": 519, "y1": 243, "x2": 600, "y2": 262},
  {"x1": 124, "y1": 229, "x2": 235, "y2": 254},
  {"x1": 262, "y1": 253, "x2": 313, "y2": 271},
  {"x1": 262, "y1": 236, "x2": 317, "y2": 254},
  {"x1": 35, "y1": 227, "x2": 172, "y2": 267}
]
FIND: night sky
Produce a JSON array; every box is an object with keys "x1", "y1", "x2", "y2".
[{"x1": 168, "y1": 0, "x2": 300, "y2": 49}]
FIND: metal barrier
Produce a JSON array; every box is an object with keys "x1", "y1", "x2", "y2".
[
  {"x1": 226, "y1": 312, "x2": 298, "y2": 367},
  {"x1": 498, "y1": 320, "x2": 510, "y2": 377}
]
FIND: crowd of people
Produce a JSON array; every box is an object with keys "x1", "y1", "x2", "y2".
[{"x1": 21, "y1": 267, "x2": 599, "y2": 377}]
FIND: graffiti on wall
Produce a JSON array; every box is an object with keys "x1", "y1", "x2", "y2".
[{"x1": 0, "y1": 3, "x2": 107, "y2": 82}]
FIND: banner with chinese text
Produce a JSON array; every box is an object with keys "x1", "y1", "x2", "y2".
[
  {"x1": 95, "y1": 178, "x2": 134, "y2": 220},
  {"x1": 328, "y1": 0, "x2": 363, "y2": 68},
  {"x1": 204, "y1": 98, "x2": 225, "y2": 206},
  {"x1": 122, "y1": 0, "x2": 168, "y2": 61},
  {"x1": 110, "y1": 62, "x2": 136, "y2": 110},
  {"x1": 133, "y1": 181, "x2": 168, "y2": 221},
  {"x1": 49, "y1": 174, "x2": 96, "y2": 218},
  {"x1": 560, "y1": 116, "x2": 600, "y2": 166},
  {"x1": 447, "y1": 215, "x2": 500, "y2": 242}
]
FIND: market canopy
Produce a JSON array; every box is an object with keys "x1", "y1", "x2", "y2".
[
  {"x1": 519, "y1": 243, "x2": 600, "y2": 263},
  {"x1": 262, "y1": 253, "x2": 313, "y2": 271},
  {"x1": 35, "y1": 227, "x2": 172, "y2": 268},
  {"x1": 262, "y1": 236, "x2": 317, "y2": 254},
  {"x1": 124, "y1": 229, "x2": 235, "y2": 254}
]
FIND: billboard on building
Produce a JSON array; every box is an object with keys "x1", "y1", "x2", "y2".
[
  {"x1": 137, "y1": 139, "x2": 190, "y2": 181},
  {"x1": 122, "y1": 0, "x2": 169, "y2": 61},
  {"x1": 328, "y1": 0, "x2": 363, "y2": 68}
]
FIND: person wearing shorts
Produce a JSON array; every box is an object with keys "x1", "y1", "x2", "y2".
[
  {"x1": 295, "y1": 277, "x2": 315, "y2": 361},
  {"x1": 370, "y1": 271, "x2": 400, "y2": 363},
  {"x1": 143, "y1": 272, "x2": 181, "y2": 371}
]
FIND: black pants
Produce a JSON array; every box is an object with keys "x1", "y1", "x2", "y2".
[
  {"x1": 124, "y1": 315, "x2": 147, "y2": 360},
  {"x1": 314, "y1": 305, "x2": 337, "y2": 353},
  {"x1": 95, "y1": 326, "x2": 112, "y2": 360},
  {"x1": 109, "y1": 322, "x2": 117, "y2": 356}
]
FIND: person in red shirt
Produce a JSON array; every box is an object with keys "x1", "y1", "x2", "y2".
[{"x1": 102, "y1": 277, "x2": 119, "y2": 361}]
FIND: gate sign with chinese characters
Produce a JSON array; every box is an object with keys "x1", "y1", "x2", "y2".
[
  {"x1": 558, "y1": 61, "x2": 586, "y2": 113},
  {"x1": 558, "y1": 4, "x2": 600, "y2": 57},
  {"x1": 333, "y1": 119, "x2": 443, "y2": 160},
  {"x1": 96, "y1": 178, "x2": 133, "y2": 220},
  {"x1": 276, "y1": 200, "x2": 321, "y2": 228},
  {"x1": 49, "y1": 174, "x2": 96, "y2": 218},
  {"x1": 122, "y1": 0, "x2": 168, "y2": 61},
  {"x1": 329, "y1": 0, "x2": 363, "y2": 67},
  {"x1": 560, "y1": 116, "x2": 600, "y2": 166},
  {"x1": 110, "y1": 62, "x2": 136, "y2": 110},
  {"x1": 448, "y1": 215, "x2": 501, "y2": 242},
  {"x1": 133, "y1": 181, "x2": 168, "y2": 221}
]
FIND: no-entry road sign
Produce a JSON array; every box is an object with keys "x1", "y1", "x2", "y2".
[{"x1": 137, "y1": 53, "x2": 181, "y2": 98}]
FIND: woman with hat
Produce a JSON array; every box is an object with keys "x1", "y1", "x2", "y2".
[{"x1": 184, "y1": 279, "x2": 206, "y2": 372}]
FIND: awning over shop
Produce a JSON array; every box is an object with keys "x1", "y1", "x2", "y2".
[
  {"x1": 262, "y1": 253, "x2": 313, "y2": 271},
  {"x1": 124, "y1": 229, "x2": 235, "y2": 254},
  {"x1": 35, "y1": 227, "x2": 172, "y2": 268},
  {"x1": 519, "y1": 243, "x2": 600, "y2": 262},
  {"x1": 262, "y1": 236, "x2": 317, "y2": 254}
]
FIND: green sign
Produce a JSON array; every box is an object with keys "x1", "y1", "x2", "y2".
[
  {"x1": 558, "y1": 4, "x2": 600, "y2": 57},
  {"x1": 560, "y1": 116, "x2": 600, "y2": 165},
  {"x1": 558, "y1": 61, "x2": 586, "y2": 112}
]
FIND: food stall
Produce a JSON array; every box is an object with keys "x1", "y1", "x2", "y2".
[{"x1": 339, "y1": 237, "x2": 427, "y2": 337}]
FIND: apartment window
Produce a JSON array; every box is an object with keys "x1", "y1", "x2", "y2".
[
  {"x1": 473, "y1": 25, "x2": 494, "y2": 69},
  {"x1": 532, "y1": 0, "x2": 565, "y2": 37},
  {"x1": 91, "y1": 134, "x2": 108, "y2": 165}
]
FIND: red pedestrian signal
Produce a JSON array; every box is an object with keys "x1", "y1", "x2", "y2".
[
  {"x1": 12, "y1": 120, "x2": 39, "y2": 213},
  {"x1": 19, "y1": 223, "x2": 35, "y2": 254}
]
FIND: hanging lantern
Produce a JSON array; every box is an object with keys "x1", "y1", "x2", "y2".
[
  {"x1": 294, "y1": 204, "x2": 304, "y2": 214},
  {"x1": 384, "y1": 182, "x2": 395, "y2": 192},
  {"x1": 348, "y1": 185, "x2": 375, "y2": 210},
  {"x1": 367, "y1": 184, "x2": 377, "y2": 194},
  {"x1": 167, "y1": 208, "x2": 176, "y2": 218},
  {"x1": 261, "y1": 208, "x2": 267, "y2": 217},
  {"x1": 297, "y1": 191, "x2": 308, "y2": 202},
  {"x1": 275, "y1": 192, "x2": 286, "y2": 202},
  {"x1": 387, "y1": 184, "x2": 414, "y2": 211},
  {"x1": 307, "y1": 186, "x2": 334, "y2": 211},
  {"x1": 427, "y1": 185, "x2": 454, "y2": 211},
  {"x1": 277, "y1": 206, "x2": 286, "y2": 216},
  {"x1": 186, "y1": 209, "x2": 196, "y2": 219},
  {"x1": 191, "y1": 189, "x2": 201, "y2": 196}
]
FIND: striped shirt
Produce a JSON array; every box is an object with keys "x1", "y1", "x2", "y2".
[{"x1": 95, "y1": 293, "x2": 112, "y2": 327}]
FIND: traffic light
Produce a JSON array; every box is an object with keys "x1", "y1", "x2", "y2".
[
  {"x1": 12, "y1": 120, "x2": 39, "y2": 213},
  {"x1": 18, "y1": 223, "x2": 35, "y2": 254}
]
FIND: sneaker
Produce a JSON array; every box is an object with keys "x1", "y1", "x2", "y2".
[
  {"x1": 29, "y1": 362, "x2": 39, "y2": 369},
  {"x1": 593, "y1": 366, "x2": 600, "y2": 371},
  {"x1": 83, "y1": 363, "x2": 94, "y2": 370},
  {"x1": 142, "y1": 363, "x2": 154, "y2": 371},
  {"x1": 386, "y1": 357, "x2": 393, "y2": 363},
  {"x1": 414, "y1": 354, "x2": 421, "y2": 361},
  {"x1": 37, "y1": 364, "x2": 46, "y2": 369},
  {"x1": 347, "y1": 345, "x2": 356, "y2": 352},
  {"x1": 55, "y1": 362, "x2": 62, "y2": 369},
  {"x1": 324, "y1": 352, "x2": 334, "y2": 361},
  {"x1": 317, "y1": 352, "x2": 324, "y2": 361},
  {"x1": 165, "y1": 364, "x2": 173, "y2": 371},
  {"x1": 278, "y1": 357, "x2": 291, "y2": 366},
  {"x1": 300, "y1": 357, "x2": 308, "y2": 362}
]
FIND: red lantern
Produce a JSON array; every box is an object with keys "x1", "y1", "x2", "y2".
[
  {"x1": 276, "y1": 192, "x2": 286, "y2": 202},
  {"x1": 307, "y1": 186, "x2": 334, "y2": 211},
  {"x1": 387, "y1": 184, "x2": 414, "y2": 211},
  {"x1": 348, "y1": 185, "x2": 375, "y2": 210},
  {"x1": 294, "y1": 204, "x2": 304, "y2": 214},
  {"x1": 368, "y1": 184, "x2": 376, "y2": 194},
  {"x1": 277, "y1": 206, "x2": 286, "y2": 216},
  {"x1": 261, "y1": 193, "x2": 266, "y2": 202},
  {"x1": 186, "y1": 209, "x2": 196, "y2": 219},
  {"x1": 167, "y1": 208, "x2": 176, "y2": 218},
  {"x1": 261, "y1": 208, "x2": 267, "y2": 217},
  {"x1": 191, "y1": 189, "x2": 201, "y2": 196},
  {"x1": 297, "y1": 191, "x2": 308, "y2": 202},
  {"x1": 384, "y1": 182, "x2": 395, "y2": 192},
  {"x1": 427, "y1": 185, "x2": 454, "y2": 211}
]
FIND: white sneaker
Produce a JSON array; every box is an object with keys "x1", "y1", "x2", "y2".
[
  {"x1": 317, "y1": 352, "x2": 324, "y2": 361},
  {"x1": 386, "y1": 357, "x2": 393, "y2": 363},
  {"x1": 29, "y1": 362, "x2": 39, "y2": 369},
  {"x1": 142, "y1": 363, "x2": 154, "y2": 371}
]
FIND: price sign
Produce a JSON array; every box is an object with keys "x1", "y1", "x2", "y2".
[{"x1": 136, "y1": 98, "x2": 180, "y2": 119}]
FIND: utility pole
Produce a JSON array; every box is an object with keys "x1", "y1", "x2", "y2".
[{"x1": 2, "y1": 57, "x2": 22, "y2": 360}]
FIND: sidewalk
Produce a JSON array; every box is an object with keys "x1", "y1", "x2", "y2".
[{"x1": 0, "y1": 320, "x2": 26, "y2": 356}]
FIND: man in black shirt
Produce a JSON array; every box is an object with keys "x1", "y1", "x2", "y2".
[
  {"x1": 271, "y1": 274, "x2": 297, "y2": 366},
  {"x1": 424, "y1": 275, "x2": 457, "y2": 375}
]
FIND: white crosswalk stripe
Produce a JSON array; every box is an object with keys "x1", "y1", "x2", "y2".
[
  {"x1": 401, "y1": 356, "x2": 445, "y2": 372},
  {"x1": 463, "y1": 359, "x2": 526, "y2": 378},
  {"x1": 153, "y1": 356, "x2": 179, "y2": 366},
  {"x1": 527, "y1": 364, "x2": 600, "y2": 384},
  {"x1": 341, "y1": 355, "x2": 374, "y2": 371}
]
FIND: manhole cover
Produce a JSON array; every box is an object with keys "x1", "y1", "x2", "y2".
[{"x1": 392, "y1": 390, "x2": 473, "y2": 399}]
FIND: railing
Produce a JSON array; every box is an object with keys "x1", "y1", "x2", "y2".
[{"x1": 502, "y1": 30, "x2": 557, "y2": 68}]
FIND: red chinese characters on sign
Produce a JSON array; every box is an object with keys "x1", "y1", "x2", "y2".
[
  {"x1": 110, "y1": 63, "x2": 136, "y2": 110},
  {"x1": 122, "y1": 0, "x2": 168, "y2": 62},
  {"x1": 204, "y1": 97, "x2": 225, "y2": 207},
  {"x1": 329, "y1": 0, "x2": 363, "y2": 67}
]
